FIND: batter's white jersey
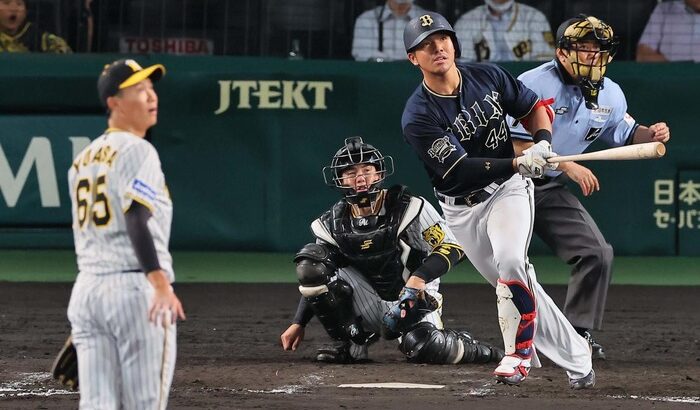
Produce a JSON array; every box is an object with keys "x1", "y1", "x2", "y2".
[
  {"x1": 454, "y1": 2, "x2": 554, "y2": 62},
  {"x1": 68, "y1": 129, "x2": 173, "y2": 281}
]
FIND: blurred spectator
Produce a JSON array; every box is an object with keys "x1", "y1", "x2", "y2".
[
  {"x1": 454, "y1": 0, "x2": 554, "y2": 62},
  {"x1": 0, "y1": 0, "x2": 71, "y2": 52},
  {"x1": 351, "y1": 0, "x2": 427, "y2": 62},
  {"x1": 636, "y1": 0, "x2": 700, "y2": 62}
]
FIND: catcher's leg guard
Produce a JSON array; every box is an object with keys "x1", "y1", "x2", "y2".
[
  {"x1": 295, "y1": 243, "x2": 373, "y2": 345},
  {"x1": 494, "y1": 279, "x2": 537, "y2": 385},
  {"x1": 398, "y1": 322, "x2": 504, "y2": 364}
]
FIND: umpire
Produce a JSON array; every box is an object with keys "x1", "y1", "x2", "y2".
[{"x1": 510, "y1": 16, "x2": 671, "y2": 360}]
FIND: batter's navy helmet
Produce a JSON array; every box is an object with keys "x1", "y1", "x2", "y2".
[{"x1": 404, "y1": 12, "x2": 461, "y2": 58}]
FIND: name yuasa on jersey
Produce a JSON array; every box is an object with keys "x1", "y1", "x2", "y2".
[{"x1": 68, "y1": 131, "x2": 173, "y2": 280}]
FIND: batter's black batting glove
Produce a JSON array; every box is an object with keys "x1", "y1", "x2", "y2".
[{"x1": 381, "y1": 286, "x2": 439, "y2": 340}]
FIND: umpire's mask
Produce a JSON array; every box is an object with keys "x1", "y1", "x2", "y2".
[
  {"x1": 322, "y1": 137, "x2": 394, "y2": 210},
  {"x1": 556, "y1": 15, "x2": 618, "y2": 109}
]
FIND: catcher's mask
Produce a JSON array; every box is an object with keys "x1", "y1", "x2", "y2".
[
  {"x1": 322, "y1": 137, "x2": 394, "y2": 209},
  {"x1": 556, "y1": 15, "x2": 618, "y2": 109}
]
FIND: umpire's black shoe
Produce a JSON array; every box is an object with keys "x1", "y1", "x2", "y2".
[{"x1": 583, "y1": 331, "x2": 606, "y2": 360}]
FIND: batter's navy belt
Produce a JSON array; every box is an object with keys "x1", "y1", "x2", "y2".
[{"x1": 435, "y1": 180, "x2": 504, "y2": 207}]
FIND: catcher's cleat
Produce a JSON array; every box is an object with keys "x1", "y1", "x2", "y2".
[
  {"x1": 569, "y1": 369, "x2": 596, "y2": 390},
  {"x1": 583, "y1": 331, "x2": 606, "y2": 360},
  {"x1": 494, "y1": 354, "x2": 531, "y2": 386},
  {"x1": 316, "y1": 339, "x2": 374, "y2": 364}
]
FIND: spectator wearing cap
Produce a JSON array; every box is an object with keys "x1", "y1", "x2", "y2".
[
  {"x1": 637, "y1": 0, "x2": 700, "y2": 62},
  {"x1": 0, "y1": 0, "x2": 71, "y2": 52},
  {"x1": 351, "y1": 0, "x2": 428, "y2": 62},
  {"x1": 454, "y1": 0, "x2": 553, "y2": 62}
]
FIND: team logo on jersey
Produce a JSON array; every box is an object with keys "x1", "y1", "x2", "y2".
[
  {"x1": 360, "y1": 239, "x2": 373, "y2": 250},
  {"x1": 419, "y1": 15, "x2": 434, "y2": 26},
  {"x1": 554, "y1": 106, "x2": 568, "y2": 115},
  {"x1": 427, "y1": 136, "x2": 456, "y2": 163},
  {"x1": 422, "y1": 223, "x2": 446, "y2": 247}
]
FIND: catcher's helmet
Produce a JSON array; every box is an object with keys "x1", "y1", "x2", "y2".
[
  {"x1": 322, "y1": 137, "x2": 394, "y2": 207},
  {"x1": 556, "y1": 15, "x2": 619, "y2": 109},
  {"x1": 404, "y1": 12, "x2": 461, "y2": 58}
]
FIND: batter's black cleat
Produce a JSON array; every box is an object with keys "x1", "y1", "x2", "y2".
[
  {"x1": 569, "y1": 369, "x2": 596, "y2": 390},
  {"x1": 583, "y1": 331, "x2": 606, "y2": 360}
]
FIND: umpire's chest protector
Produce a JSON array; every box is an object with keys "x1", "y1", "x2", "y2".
[{"x1": 319, "y1": 186, "x2": 423, "y2": 300}]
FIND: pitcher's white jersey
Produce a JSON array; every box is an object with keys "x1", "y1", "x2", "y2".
[{"x1": 68, "y1": 129, "x2": 173, "y2": 281}]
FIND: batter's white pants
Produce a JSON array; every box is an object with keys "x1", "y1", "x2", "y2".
[
  {"x1": 68, "y1": 272, "x2": 177, "y2": 410},
  {"x1": 439, "y1": 174, "x2": 592, "y2": 379}
]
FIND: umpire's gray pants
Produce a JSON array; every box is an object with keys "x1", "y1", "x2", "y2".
[{"x1": 533, "y1": 177, "x2": 613, "y2": 330}]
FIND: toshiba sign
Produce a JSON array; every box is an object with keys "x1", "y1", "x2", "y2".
[{"x1": 120, "y1": 37, "x2": 214, "y2": 55}]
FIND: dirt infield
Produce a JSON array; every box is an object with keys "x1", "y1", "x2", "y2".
[{"x1": 1, "y1": 282, "x2": 699, "y2": 409}]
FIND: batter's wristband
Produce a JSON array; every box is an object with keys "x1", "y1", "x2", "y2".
[{"x1": 533, "y1": 129, "x2": 552, "y2": 144}]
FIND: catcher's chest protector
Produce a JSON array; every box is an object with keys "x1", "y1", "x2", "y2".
[{"x1": 321, "y1": 186, "x2": 419, "y2": 300}]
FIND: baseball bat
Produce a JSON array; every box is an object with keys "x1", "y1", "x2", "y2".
[{"x1": 547, "y1": 142, "x2": 666, "y2": 163}]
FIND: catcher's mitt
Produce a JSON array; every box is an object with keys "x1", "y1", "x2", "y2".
[
  {"x1": 51, "y1": 336, "x2": 79, "y2": 391},
  {"x1": 381, "y1": 286, "x2": 439, "y2": 340}
]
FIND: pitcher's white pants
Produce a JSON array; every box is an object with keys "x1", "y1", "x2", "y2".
[{"x1": 68, "y1": 272, "x2": 176, "y2": 410}]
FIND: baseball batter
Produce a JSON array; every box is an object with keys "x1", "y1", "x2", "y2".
[
  {"x1": 508, "y1": 15, "x2": 671, "y2": 360},
  {"x1": 400, "y1": 12, "x2": 594, "y2": 389},
  {"x1": 281, "y1": 137, "x2": 503, "y2": 365},
  {"x1": 67, "y1": 59, "x2": 185, "y2": 409}
]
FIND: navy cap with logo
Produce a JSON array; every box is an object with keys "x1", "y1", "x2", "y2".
[
  {"x1": 404, "y1": 12, "x2": 461, "y2": 58},
  {"x1": 97, "y1": 59, "x2": 166, "y2": 107}
]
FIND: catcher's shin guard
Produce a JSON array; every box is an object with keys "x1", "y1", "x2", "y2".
[
  {"x1": 299, "y1": 279, "x2": 373, "y2": 345},
  {"x1": 398, "y1": 322, "x2": 504, "y2": 364}
]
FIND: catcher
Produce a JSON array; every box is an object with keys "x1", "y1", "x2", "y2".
[{"x1": 280, "y1": 137, "x2": 504, "y2": 364}]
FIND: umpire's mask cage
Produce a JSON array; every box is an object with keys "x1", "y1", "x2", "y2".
[
  {"x1": 557, "y1": 16, "x2": 619, "y2": 109},
  {"x1": 322, "y1": 137, "x2": 394, "y2": 207}
]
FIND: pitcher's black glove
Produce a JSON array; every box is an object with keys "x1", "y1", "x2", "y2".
[
  {"x1": 51, "y1": 336, "x2": 79, "y2": 391},
  {"x1": 381, "y1": 286, "x2": 439, "y2": 339}
]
